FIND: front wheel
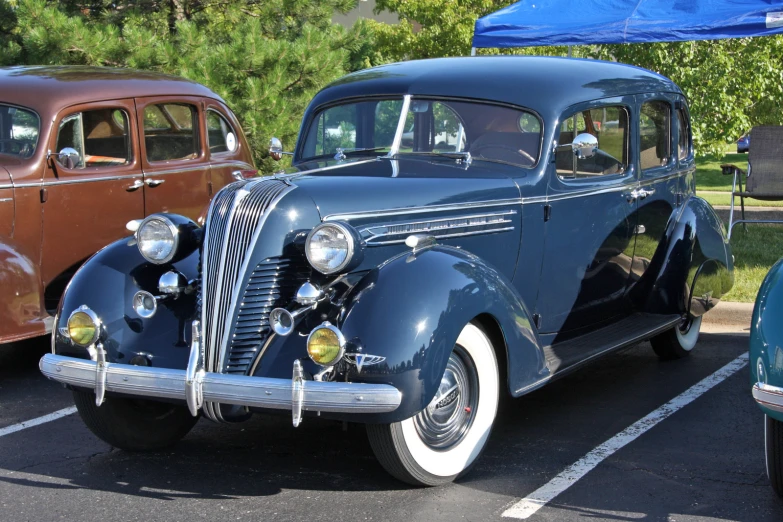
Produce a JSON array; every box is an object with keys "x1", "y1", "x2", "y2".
[
  {"x1": 73, "y1": 391, "x2": 199, "y2": 451},
  {"x1": 651, "y1": 315, "x2": 703, "y2": 360},
  {"x1": 766, "y1": 415, "x2": 783, "y2": 497},
  {"x1": 366, "y1": 323, "x2": 499, "y2": 486}
]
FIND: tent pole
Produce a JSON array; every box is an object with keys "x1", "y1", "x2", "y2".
[
  {"x1": 567, "y1": 45, "x2": 572, "y2": 57},
  {"x1": 471, "y1": 47, "x2": 477, "y2": 56}
]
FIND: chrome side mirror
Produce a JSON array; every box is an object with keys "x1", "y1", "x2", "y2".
[
  {"x1": 269, "y1": 137, "x2": 295, "y2": 162},
  {"x1": 51, "y1": 147, "x2": 81, "y2": 169},
  {"x1": 571, "y1": 133, "x2": 598, "y2": 160}
]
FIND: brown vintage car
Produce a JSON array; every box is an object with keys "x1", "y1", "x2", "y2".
[{"x1": 0, "y1": 66, "x2": 255, "y2": 345}]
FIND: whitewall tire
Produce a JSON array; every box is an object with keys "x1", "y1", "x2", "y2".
[
  {"x1": 651, "y1": 315, "x2": 703, "y2": 360},
  {"x1": 366, "y1": 322, "x2": 500, "y2": 486}
]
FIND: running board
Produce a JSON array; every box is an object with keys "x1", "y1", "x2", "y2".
[{"x1": 543, "y1": 313, "x2": 681, "y2": 377}]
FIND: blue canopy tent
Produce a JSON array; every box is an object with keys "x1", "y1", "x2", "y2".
[{"x1": 472, "y1": 0, "x2": 783, "y2": 50}]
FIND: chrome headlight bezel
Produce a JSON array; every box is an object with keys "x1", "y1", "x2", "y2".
[
  {"x1": 305, "y1": 222, "x2": 363, "y2": 275},
  {"x1": 136, "y1": 214, "x2": 180, "y2": 265},
  {"x1": 67, "y1": 305, "x2": 101, "y2": 347}
]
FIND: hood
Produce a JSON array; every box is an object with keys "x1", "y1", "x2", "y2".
[{"x1": 282, "y1": 157, "x2": 522, "y2": 221}]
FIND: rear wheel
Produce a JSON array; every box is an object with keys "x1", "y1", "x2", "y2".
[
  {"x1": 651, "y1": 315, "x2": 702, "y2": 360},
  {"x1": 366, "y1": 323, "x2": 499, "y2": 486},
  {"x1": 766, "y1": 415, "x2": 783, "y2": 497},
  {"x1": 73, "y1": 390, "x2": 198, "y2": 451}
]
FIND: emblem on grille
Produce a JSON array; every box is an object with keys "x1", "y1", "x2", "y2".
[{"x1": 344, "y1": 353, "x2": 386, "y2": 373}]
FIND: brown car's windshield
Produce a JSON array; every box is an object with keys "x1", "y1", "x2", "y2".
[
  {"x1": 0, "y1": 104, "x2": 39, "y2": 159},
  {"x1": 300, "y1": 97, "x2": 542, "y2": 168}
]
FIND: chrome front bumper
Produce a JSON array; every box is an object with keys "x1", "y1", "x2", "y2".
[
  {"x1": 40, "y1": 321, "x2": 401, "y2": 426},
  {"x1": 752, "y1": 382, "x2": 783, "y2": 414}
]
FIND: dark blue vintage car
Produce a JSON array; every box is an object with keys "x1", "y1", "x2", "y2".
[{"x1": 41, "y1": 57, "x2": 733, "y2": 486}]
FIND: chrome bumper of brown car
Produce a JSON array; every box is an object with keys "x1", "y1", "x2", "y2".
[
  {"x1": 40, "y1": 322, "x2": 401, "y2": 426},
  {"x1": 752, "y1": 382, "x2": 783, "y2": 414}
]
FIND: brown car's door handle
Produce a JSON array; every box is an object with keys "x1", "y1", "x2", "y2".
[
  {"x1": 145, "y1": 179, "x2": 165, "y2": 187},
  {"x1": 125, "y1": 180, "x2": 144, "y2": 192}
]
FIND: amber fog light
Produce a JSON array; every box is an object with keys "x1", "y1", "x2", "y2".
[
  {"x1": 67, "y1": 306, "x2": 101, "y2": 346},
  {"x1": 307, "y1": 323, "x2": 345, "y2": 367}
]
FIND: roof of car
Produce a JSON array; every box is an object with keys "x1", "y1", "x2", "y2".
[
  {"x1": 0, "y1": 66, "x2": 224, "y2": 115},
  {"x1": 308, "y1": 56, "x2": 682, "y2": 119}
]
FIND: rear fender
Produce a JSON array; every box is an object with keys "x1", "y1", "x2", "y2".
[{"x1": 0, "y1": 238, "x2": 48, "y2": 343}]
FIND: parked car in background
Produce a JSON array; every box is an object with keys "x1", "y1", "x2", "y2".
[
  {"x1": 0, "y1": 66, "x2": 255, "y2": 345},
  {"x1": 750, "y1": 259, "x2": 783, "y2": 497},
  {"x1": 41, "y1": 57, "x2": 733, "y2": 486},
  {"x1": 737, "y1": 133, "x2": 750, "y2": 153}
]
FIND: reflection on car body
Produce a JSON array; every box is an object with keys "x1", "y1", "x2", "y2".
[{"x1": 42, "y1": 57, "x2": 733, "y2": 486}]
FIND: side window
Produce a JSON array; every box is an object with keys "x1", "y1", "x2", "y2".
[
  {"x1": 640, "y1": 101, "x2": 671, "y2": 170},
  {"x1": 207, "y1": 110, "x2": 238, "y2": 154},
  {"x1": 143, "y1": 103, "x2": 199, "y2": 162},
  {"x1": 677, "y1": 108, "x2": 691, "y2": 160},
  {"x1": 556, "y1": 106, "x2": 629, "y2": 180},
  {"x1": 56, "y1": 108, "x2": 131, "y2": 168}
]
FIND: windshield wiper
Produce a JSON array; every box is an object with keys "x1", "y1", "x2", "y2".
[
  {"x1": 396, "y1": 150, "x2": 472, "y2": 165},
  {"x1": 333, "y1": 147, "x2": 387, "y2": 160}
]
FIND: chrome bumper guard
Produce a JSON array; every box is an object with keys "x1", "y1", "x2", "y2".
[
  {"x1": 40, "y1": 321, "x2": 401, "y2": 426},
  {"x1": 752, "y1": 382, "x2": 783, "y2": 414}
]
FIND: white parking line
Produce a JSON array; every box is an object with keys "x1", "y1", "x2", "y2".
[
  {"x1": 502, "y1": 352, "x2": 749, "y2": 519},
  {"x1": 0, "y1": 407, "x2": 77, "y2": 438}
]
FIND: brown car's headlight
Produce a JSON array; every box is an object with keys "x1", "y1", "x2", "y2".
[{"x1": 305, "y1": 222, "x2": 363, "y2": 274}]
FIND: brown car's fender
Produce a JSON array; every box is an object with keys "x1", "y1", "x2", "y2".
[{"x1": 0, "y1": 238, "x2": 48, "y2": 343}]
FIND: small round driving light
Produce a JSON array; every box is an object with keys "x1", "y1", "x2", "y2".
[
  {"x1": 306, "y1": 323, "x2": 346, "y2": 367},
  {"x1": 305, "y1": 222, "x2": 362, "y2": 275},
  {"x1": 132, "y1": 290, "x2": 158, "y2": 319},
  {"x1": 67, "y1": 306, "x2": 101, "y2": 347},
  {"x1": 136, "y1": 215, "x2": 179, "y2": 264}
]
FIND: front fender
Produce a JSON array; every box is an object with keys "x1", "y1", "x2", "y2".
[
  {"x1": 335, "y1": 245, "x2": 546, "y2": 422},
  {"x1": 53, "y1": 237, "x2": 199, "y2": 370},
  {"x1": 750, "y1": 259, "x2": 783, "y2": 422},
  {"x1": 639, "y1": 196, "x2": 733, "y2": 316},
  {"x1": 0, "y1": 239, "x2": 48, "y2": 343}
]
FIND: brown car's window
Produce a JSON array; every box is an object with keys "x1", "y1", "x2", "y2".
[
  {"x1": 56, "y1": 108, "x2": 131, "y2": 168},
  {"x1": 556, "y1": 106, "x2": 629, "y2": 180},
  {"x1": 144, "y1": 103, "x2": 199, "y2": 162},
  {"x1": 207, "y1": 110, "x2": 238, "y2": 154},
  {"x1": 640, "y1": 101, "x2": 671, "y2": 170},
  {"x1": 0, "y1": 104, "x2": 39, "y2": 159}
]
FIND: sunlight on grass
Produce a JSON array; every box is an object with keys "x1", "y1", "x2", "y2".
[
  {"x1": 699, "y1": 192, "x2": 783, "y2": 208},
  {"x1": 724, "y1": 225, "x2": 783, "y2": 302}
]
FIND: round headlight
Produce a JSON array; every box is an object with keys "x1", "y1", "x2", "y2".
[
  {"x1": 305, "y1": 222, "x2": 360, "y2": 274},
  {"x1": 307, "y1": 323, "x2": 346, "y2": 367},
  {"x1": 67, "y1": 306, "x2": 101, "y2": 347},
  {"x1": 137, "y1": 215, "x2": 178, "y2": 264}
]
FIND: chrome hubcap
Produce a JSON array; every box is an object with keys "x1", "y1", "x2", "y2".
[{"x1": 414, "y1": 345, "x2": 478, "y2": 450}]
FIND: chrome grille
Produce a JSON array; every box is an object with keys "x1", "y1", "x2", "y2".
[
  {"x1": 200, "y1": 179, "x2": 291, "y2": 378},
  {"x1": 225, "y1": 257, "x2": 311, "y2": 374}
]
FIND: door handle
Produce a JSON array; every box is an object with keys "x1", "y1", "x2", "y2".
[
  {"x1": 145, "y1": 179, "x2": 165, "y2": 187},
  {"x1": 125, "y1": 180, "x2": 144, "y2": 192},
  {"x1": 232, "y1": 170, "x2": 244, "y2": 181},
  {"x1": 625, "y1": 189, "x2": 641, "y2": 202}
]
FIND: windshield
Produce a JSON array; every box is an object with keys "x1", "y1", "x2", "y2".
[
  {"x1": 299, "y1": 97, "x2": 542, "y2": 167},
  {"x1": 0, "y1": 104, "x2": 40, "y2": 159}
]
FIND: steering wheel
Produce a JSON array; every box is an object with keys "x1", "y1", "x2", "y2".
[{"x1": 471, "y1": 144, "x2": 536, "y2": 166}]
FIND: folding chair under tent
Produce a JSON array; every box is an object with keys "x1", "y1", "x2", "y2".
[{"x1": 721, "y1": 126, "x2": 783, "y2": 239}]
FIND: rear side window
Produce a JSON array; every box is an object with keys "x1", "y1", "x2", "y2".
[
  {"x1": 144, "y1": 103, "x2": 199, "y2": 162},
  {"x1": 207, "y1": 110, "x2": 238, "y2": 154},
  {"x1": 640, "y1": 101, "x2": 671, "y2": 170},
  {"x1": 677, "y1": 108, "x2": 691, "y2": 160},
  {"x1": 0, "y1": 105, "x2": 39, "y2": 159},
  {"x1": 56, "y1": 108, "x2": 131, "y2": 168},
  {"x1": 556, "y1": 106, "x2": 629, "y2": 180}
]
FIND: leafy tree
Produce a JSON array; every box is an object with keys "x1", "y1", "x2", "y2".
[{"x1": 0, "y1": 0, "x2": 363, "y2": 173}]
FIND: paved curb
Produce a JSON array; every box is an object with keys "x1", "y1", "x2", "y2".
[{"x1": 703, "y1": 301, "x2": 754, "y2": 328}]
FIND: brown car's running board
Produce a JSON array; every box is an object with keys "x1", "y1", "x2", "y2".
[{"x1": 543, "y1": 313, "x2": 681, "y2": 378}]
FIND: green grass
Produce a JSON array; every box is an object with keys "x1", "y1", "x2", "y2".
[
  {"x1": 724, "y1": 225, "x2": 783, "y2": 302},
  {"x1": 698, "y1": 192, "x2": 783, "y2": 208},
  {"x1": 694, "y1": 148, "x2": 747, "y2": 192}
]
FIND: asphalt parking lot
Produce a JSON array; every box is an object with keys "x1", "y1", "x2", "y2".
[{"x1": 1, "y1": 316, "x2": 782, "y2": 522}]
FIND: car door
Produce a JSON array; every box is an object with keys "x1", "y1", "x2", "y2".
[
  {"x1": 204, "y1": 103, "x2": 255, "y2": 195},
  {"x1": 537, "y1": 98, "x2": 637, "y2": 335},
  {"x1": 41, "y1": 100, "x2": 144, "y2": 287},
  {"x1": 135, "y1": 96, "x2": 211, "y2": 221}
]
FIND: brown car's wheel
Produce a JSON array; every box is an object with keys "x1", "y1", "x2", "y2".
[
  {"x1": 73, "y1": 391, "x2": 198, "y2": 451},
  {"x1": 766, "y1": 415, "x2": 783, "y2": 497},
  {"x1": 651, "y1": 315, "x2": 703, "y2": 360},
  {"x1": 366, "y1": 323, "x2": 499, "y2": 486}
]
